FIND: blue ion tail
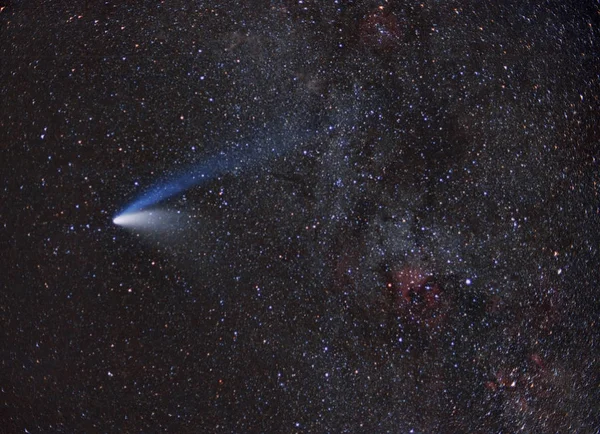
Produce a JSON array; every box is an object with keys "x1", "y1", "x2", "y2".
[
  {"x1": 118, "y1": 157, "x2": 222, "y2": 216},
  {"x1": 114, "y1": 131, "x2": 300, "y2": 221}
]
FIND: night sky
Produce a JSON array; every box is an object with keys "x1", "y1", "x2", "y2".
[{"x1": 2, "y1": 1, "x2": 600, "y2": 432}]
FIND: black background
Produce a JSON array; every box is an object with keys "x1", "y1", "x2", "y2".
[{"x1": 1, "y1": 1, "x2": 599, "y2": 432}]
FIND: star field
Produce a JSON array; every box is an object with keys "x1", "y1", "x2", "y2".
[{"x1": 1, "y1": 1, "x2": 599, "y2": 432}]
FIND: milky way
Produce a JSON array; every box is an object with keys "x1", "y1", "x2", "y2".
[{"x1": 2, "y1": 1, "x2": 599, "y2": 432}]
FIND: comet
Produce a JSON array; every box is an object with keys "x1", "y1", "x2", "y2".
[
  {"x1": 113, "y1": 123, "x2": 310, "y2": 230},
  {"x1": 112, "y1": 210, "x2": 181, "y2": 231}
]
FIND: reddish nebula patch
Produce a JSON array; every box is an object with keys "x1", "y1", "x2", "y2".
[
  {"x1": 358, "y1": 7, "x2": 404, "y2": 51},
  {"x1": 486, "y1": 352, "x2": 555, "y2": 404},
  {"x1": 388, "y1": 265, "x2": 447, "y2": 328}
]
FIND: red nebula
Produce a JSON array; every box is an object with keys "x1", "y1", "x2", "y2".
[
  {"x1": 358, "y1": 7, "x2": 404, "y2": 51},
  {"x1": 388, "y1": 265, "x2": 447, "y2": 328}
]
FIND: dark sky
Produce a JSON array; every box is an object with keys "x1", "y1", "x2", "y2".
[{"x1": 1, "y1": 1, "x2": 599, "y2": 432}]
